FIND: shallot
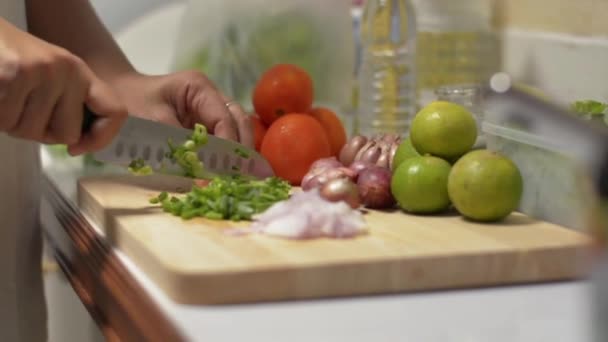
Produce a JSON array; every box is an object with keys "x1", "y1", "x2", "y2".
[
  {"x1": 349, "y1": 160, "x2": 373, "y2": 175},
  {"x1": 339, "y1": 135, "x2": 368, "y2": 166},
  {"x1": 357, "y1": 166, "x2": 395, "y2": 209},
  {"x1": 301, "y1": 165, "x2": 356, "y2": 191},
  {"x1": 339, "y1": 134, "x2": 403, "y2": 169},
  {"x1": 309, "y1": 157, "x2": 343, "y2": 171},
  {"x1": 320, "y1": 178, "x2": 361, "y2": 209}
]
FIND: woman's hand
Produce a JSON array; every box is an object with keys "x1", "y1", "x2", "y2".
[
  {"x1": 0, "y1": 19, "x2": 126, "y2": 155},
  {"x1": 113, "y1": 71, "x2": 254, "y2": 149}
]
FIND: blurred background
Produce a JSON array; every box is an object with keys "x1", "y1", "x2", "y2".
[{"x1": 91, "y1": 0, "x2": 173, "y2": 33}]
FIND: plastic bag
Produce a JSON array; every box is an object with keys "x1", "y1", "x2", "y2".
[{"x1": 171, "y1": 0, "x2": 355, "y2": 114}]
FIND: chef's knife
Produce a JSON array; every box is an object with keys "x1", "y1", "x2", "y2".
[{"x1": 82, "y1": 107, "x2": 275, "y2": 179}]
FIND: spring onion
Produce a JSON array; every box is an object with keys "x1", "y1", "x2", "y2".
[
  {"x1": 149, "y1": 175, "x2": 291, "y2": 221},
  {"x1": 128, "y1": 158, "x2": 154, "y2": 176},
  {"x1": 571, "y1": 100, "x2": 607, "y2": 116},
  {"x1": 127, "y1": 123, "x2": 210, "y2": 177},
  {"x1": 234, "y1": 147, "x2": 250, "y2": 159},
  {"x1": 165, "y1": 123, "x2": 209, "y2": 178}
]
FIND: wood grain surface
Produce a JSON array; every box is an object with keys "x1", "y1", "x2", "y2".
[{"x1": 78, "y1": 174, "x2": 591, "y2": 305}]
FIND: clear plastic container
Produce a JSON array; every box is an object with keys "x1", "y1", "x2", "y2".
[{"x1": 482, "y1": 121, "x2": 599, "y2": 230}]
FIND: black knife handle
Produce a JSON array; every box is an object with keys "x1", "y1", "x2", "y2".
[{"x1": 82, "y1": 105, "x2": 98, "y2": 134}]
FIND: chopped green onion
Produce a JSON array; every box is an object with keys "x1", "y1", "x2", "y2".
[
  {"x1": 234, "y1": 147, "x2": 250, "y2": 159},
  {"x1": 571, "y1": 100, "x2": 608, "y2": 116},
  {"x1": 128, "y1": 158, "x2": 154, "y2": 176},
  {"x1": 131, "y1": 123, "x2": 211, "y2": 179},
  {"x1": 165, "y1": 123, "x2": 210, "y2": 178},
  {"x1": 149, "y1": 175, "x2": 291, "y2": 221}
]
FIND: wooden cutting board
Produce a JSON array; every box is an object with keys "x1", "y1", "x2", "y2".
[{"x1": 77, "y1": 174, "x2": 591, "y2": 305}]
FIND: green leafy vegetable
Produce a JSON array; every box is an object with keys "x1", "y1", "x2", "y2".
[
  {"x1": 571, "y1": 100, "x2": 608, "y2": 116},
  {"x1": 128, "y1": 158, "x2": 153, "y2": 176},
  {"x1": 149, "y1": 175, "x2": 291, "y2": 221}
]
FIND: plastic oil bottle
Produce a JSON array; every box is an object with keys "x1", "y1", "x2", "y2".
[{"x1": 356, "y1": 0, "x2": 417, "y2": 136}]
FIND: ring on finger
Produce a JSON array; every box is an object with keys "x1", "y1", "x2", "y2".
[{"x1": 225, "y1": 101, "x2": 237, "y2": 108}]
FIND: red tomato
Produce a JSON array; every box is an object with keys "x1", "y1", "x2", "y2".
[
  {"x1": 251, "y1": 114, "x2": 267, "y2": 152},
  {"x1": 252, "y1": 64, "x2": 314, "y2": 127}
]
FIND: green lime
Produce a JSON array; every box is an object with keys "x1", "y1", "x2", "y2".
[
  {"x1": 410, "y1": 101, "x2": 477, "y2": 161},
  {"x1": 448, "y1": 149, "x2": 523, "y2": 222},
  {"x1": 391, "y1": 137, "x2": 421, "y2": 172},
  {"x1": 391, "y1": 155, "x2": 452, "y2": 214}
]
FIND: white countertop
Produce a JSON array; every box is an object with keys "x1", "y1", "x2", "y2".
[{"x1": 119, "y1": 248, "x2": 593, "y2": 342}]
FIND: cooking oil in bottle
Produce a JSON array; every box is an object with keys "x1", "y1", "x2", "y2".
[
  {"x1": 412, "y1": 0, "x2": 500, "y2": 107},
  {"x1": 357, "y1": 0, "x2": 417, "y2": 136}
]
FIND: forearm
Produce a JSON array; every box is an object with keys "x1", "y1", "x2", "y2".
[{"x1": 25, "y1": 0, "x2": 136, "y2": 84}]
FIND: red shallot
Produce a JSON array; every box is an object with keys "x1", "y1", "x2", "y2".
[
  {"x1": 349, "y1": 160, "x2": 373, "y2": 176},
  {"x1": 320, "y1": 178, "x2": 361, "y2": 209},
  {"x1": 301, "y1": 165, "x2": 356, "y2": 191},
  {"x1": 309, "y1": 157, "x2": 343, "y2": 171},
  {"x1": 357, "y1": 166, "x2": 395, "y2": 209},
  {"x1": 339, "y1": 134, "x2": 403, "y2": 169}
]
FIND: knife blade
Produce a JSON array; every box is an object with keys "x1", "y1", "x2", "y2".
[{"x1": 83, "y1": 107, "x2": 275, "y2": 179}]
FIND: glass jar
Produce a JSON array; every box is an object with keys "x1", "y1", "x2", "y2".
[
  {"x1": 435, "y1": 83, "x2": 485, "y2": 147},
  {"x1": 412, "y1": 0, "x2": 500, "y2": 108}
]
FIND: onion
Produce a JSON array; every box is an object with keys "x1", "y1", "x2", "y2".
[
  {"x1": 323, "y1": 167, "x2": 357, "y2": 182},
  {"x1": 376, "y1": 152, "x2": 391, "y2": 169},
  {"x1": 361, "y1": 146, "x2": 382, "y2": 164},
  {"x1": 381, "y1": 133, "x2": 401, "y2": 144},
  {"x1": 357, "y1": 166, "x2": 395, "y2": 209},
  {"x1": 349, "y1": 160, "x2": 373, "y2": 175},
  {"x1": 320, "y1": 178, "x2": 361, "y2": 209},
  {"x1": 310, "y1": 157, "x2": 342, "y2": 171},
  {"x1": 339, "y1": 135, "x2": 368, "y2": 166},
  {"x1": 301, "y1": 173, "x2": 320, "y2": 191},
  {"x1": 389, "y1": 143, "x2": 399, "y2": 170},
  {"x1": 338, "y1": 167, "x2": 358, "y2": 179},
  {"x1": 302, "y1": 166, "x2": 356, "y2": 191},
  {"x1": 375, "y1": 142, "x2": 391, "y2": 169},
  {"x1": 341, "y1": 134, "x2": 403, "y2": 171},
  {"x1": 354, "y1": 140, "x2": 375, "y2": 162}
]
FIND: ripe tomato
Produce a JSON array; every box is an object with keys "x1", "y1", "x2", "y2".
[
  {"x1": 261, "y1": 113, "x2": 331, "y2": 185},
  {"x1": 253, "y1": 64, "x2": 314, "y2": 127},
  {"x1": 250, "y1": 114, "x2": 267, "y2": 151},
  {"x1": 309, "y1": 107, "x2": 347, "y2": 157}
]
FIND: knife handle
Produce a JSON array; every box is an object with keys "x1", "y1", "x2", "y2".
[{"x1": 82, "y1": 105, "x2": 98, "y2": 134}]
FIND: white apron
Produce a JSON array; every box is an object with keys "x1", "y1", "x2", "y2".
[{"x1": 0, "y1": 1, "x2": 47, "y2": 341}]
